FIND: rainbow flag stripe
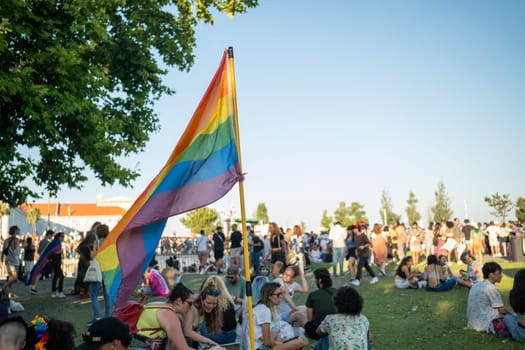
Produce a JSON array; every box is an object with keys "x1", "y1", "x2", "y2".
[{"x1": 97, "y1": 50, "x2": 241, "y2": 310}]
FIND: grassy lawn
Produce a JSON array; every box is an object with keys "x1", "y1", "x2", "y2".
[{"x1": 10, "y1": 258, "x2": 525, "y2": 349}]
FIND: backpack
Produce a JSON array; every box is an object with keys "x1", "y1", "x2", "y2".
[
  {"x1": 116, "y1": 301, "x2": 175, "y2": 335},
  {"x1": 1, "y1": 238, "x2": 12, "y2": 260}
]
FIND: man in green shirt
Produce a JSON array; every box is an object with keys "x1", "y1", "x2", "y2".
[
  {"x1": 304, "y1": 268, "x2": 336, "y2": 340},
  {"x1": 224, "y1": 266, "x2": 245, "y2": 305}
]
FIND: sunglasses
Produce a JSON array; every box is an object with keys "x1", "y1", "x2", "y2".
[
  {"x1": 207, "y1": 289, "x2": 221, "y2": 296},
  {"x1": 271, "y1": 293, "x2": 282, "y2": 298},
  {"x1": 184, "y1": 300, "x2": 193, "y2": 306}
]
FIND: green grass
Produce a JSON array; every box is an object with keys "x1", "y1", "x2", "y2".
[{"x1": 11, "y1": 259, "x2": 525, "y2": 349}]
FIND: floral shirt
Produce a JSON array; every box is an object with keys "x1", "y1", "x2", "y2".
[
  {"x1": 318, "y1": 313, "x2": 369, "y2": 349},
  {"x1": 467, "y1": 280, "x2": 504, "y2": 333}
]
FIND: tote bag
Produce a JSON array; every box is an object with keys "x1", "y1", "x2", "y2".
[{"x1": 83, "y1": 259, "x2": 102, "y2": 283}]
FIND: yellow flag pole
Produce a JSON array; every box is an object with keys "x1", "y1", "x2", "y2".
[{"x1": 227, "y1": 47, "x2": 255, "y2": 350}]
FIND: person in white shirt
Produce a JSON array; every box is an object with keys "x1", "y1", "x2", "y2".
[
  {"x1": 329, "y1": 222, "x2": 347, "y2": 278},
  {"x1": 196, "y1": 230, "x2": 210, "y2": 273},
  {"x1": 466, "y1": 262, "x2": 510, "y2": 333}
]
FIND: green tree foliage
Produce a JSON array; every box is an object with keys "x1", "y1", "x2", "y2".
[
  {"x1": 516, "y1": 197, "x2": 525, "y2": 222},
  {"x1": 348, "y1": 202, "x2": 368, "y2": 224},
  {"x1": 484, "y1": 192, "x2": 514, "y2": 223},
  {"x1": 431, "y1": 181, "x2": 453, "y2": 222},
  {"x1": 405, "y1": 191, "x2": 421, "y2": 225},
  {"x1": 380, "y1": 189, "x2": 399, "y2": 225},
  {"x1": 253, "y1": 202, "x2": 269, "y2": 224},
  {"x1": 333, "y1": 201, "x2": 352, "y2": 226},
  {"x1": 320, "y1": 209, "x2": 332, "y2": 231},
  {"x1": 0, "y1": 0, "x2": 258, "y2": 207},
  {"x1": 26, "y1": 207, "x2": 41, "y2": 235},
  {"x1": 180, "y1": 207, "x2": 219, "y2": 234}
]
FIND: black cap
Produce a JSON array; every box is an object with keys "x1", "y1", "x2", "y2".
[{"x1": 76, "y1": 317, "x2": 131, "y2": 350}]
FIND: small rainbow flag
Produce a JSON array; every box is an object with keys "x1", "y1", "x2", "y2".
[{"x1": 97, "y1": 49, "x2": 242, "y2": 311}]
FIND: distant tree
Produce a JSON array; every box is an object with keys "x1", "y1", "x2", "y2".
[
  {"x1": 180, "y1": 207, "x2": 220, "y2": 235},
  {"x1": 0, "y1": 0, "x2": 258, "y2": 207},
  {"x1": 348, "y1": 202, "x2": 368, "y2": 224},
  {"x1": 484, "y1": 193, "x2": 514, "y2": 223},
  {"x1": 320, "y1": 210, "x2": 332, "y2": 231},
  {"x1": 333, "y1": 201, "x2": 352, "y2": 226},
  {"x1": 405, "y1": 192, "x2": 421, "y2": 225},
  {"x1": 253, "y1": 202, "x2": 269, "y2": 224},
  {"x1": 516, "y1": 197, "x2": 525, "y2": 222},
  {"x1": 300, "y1": 221, "x2": 306, "y2": 232},
  {"x1": 26, "y1": 207, "x2": 41, "y2": 235},
  {"x1": 431, "y1": 182, "x2": 453, "y2": 222},
  {"x1": 380, "y1": 189, "x2": 399, "y2": 225}
]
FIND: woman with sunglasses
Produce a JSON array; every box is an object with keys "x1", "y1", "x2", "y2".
[
  {"x1": 252, "y1": 282, "x2": 306, "y2": 350},
  {"x1": 183, "y1": 276, "x2": 236, "y2": 347},
  {"x1": 136, "y1": 283, "x2": 197, "y2": 350}
]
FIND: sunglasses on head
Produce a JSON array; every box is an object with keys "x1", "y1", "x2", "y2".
[{"x1": 207, "y1": 289, "x2": 221, "y2": 296}]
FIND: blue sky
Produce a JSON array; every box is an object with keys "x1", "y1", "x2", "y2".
[{"x1": 54, "y1": 1, "x2": 525, "y2": 233}]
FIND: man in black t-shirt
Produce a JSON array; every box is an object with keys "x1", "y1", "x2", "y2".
[
  {"x1": 249, "y1": 229, "x2": 263, "y2": 273},
  {"x1": 229, "y1": 224, "x2": 243, "y2": 266},
  {"x1": 462, "y1": 219, "x2": 475, "y2": 252},
  {"x1": 212, "y1": 226, "x2": 226, "y2": 273}
]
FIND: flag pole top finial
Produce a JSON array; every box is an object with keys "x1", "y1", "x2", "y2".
[{"x1": 228, "y1": 47, "x2": 234, "y2": 58}]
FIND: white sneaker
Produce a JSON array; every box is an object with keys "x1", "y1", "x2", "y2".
[
  {"x1": 57, "y1": 292, "x2": 66, "y2": 298},
  {"x1": 350, "y1": 279, "x2": 360, "y2": 286},
  {"x1": 51, "y1": 292, "x2": 57, "y2": 298},
  {"x1": 417, "y1": 280, "x2": 427, "y2": 289},
  {"x1": 370, "y1": 277, "x2": 379, "y2": 285}
]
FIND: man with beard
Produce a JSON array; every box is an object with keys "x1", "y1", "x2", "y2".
[{"x1": 304, "y1": 268, "x2": 336, "y2": 341}]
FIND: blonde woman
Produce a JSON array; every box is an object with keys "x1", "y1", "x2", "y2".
[{"x1": 183, "y1": 276, "x2": 237, "y2": 347}]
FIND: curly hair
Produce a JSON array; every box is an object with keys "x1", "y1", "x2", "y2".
[
  {"x1": 510, "y1": 269, "x2": 525, "y2": 314},
  {"x1": 194, "y1": 276, "x2": 234, "y2": 335},
  {"x1": 167, "y1": 283, "x2": 193, "y2": 303},
  {"x1": 333, "y1": 286, "x2": 363, "y2": 315},
  {"x1": 199, "y1": 275, "x2": 234, "y2": 311},
  {"x1": 25, "y1": 316, "x2": 76, "y2": 350}
]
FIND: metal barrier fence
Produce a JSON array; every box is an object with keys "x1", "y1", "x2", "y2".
[{"x1": 0, "y1": 254, "x2": 200, "y2": 278}]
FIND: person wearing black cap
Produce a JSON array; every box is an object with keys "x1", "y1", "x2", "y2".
[{"x1": 76, "y1": 317, "x2": 131, "y2": 350}]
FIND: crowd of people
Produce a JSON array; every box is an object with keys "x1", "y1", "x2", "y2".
[{"x1": 0, "y1": 218, "x2": 524, "y2": 349}]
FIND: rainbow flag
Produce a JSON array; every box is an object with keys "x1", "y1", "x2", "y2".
[
  {"x1": 26, "y1": 238, "x2": 62, "y2": 286},
  {"x1": 97, "y1": 49, "x2": 242, "y2": 311}
]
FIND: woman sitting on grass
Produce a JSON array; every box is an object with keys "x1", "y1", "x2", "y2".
[
  {"x1": 503, "y1": 269, "x2": 525, "y2": 342},
  {"x1": 456, "y1": 252, "x2": 482, "y2": 288},
  {"x1": 183, "y1": 276, "x2": 236, "y2": 347},
  {"x1": 423, "y1": 254, "x2": 457, "y2": 291},
  {"x1": 316, "y1": 285, "x2": 372, "y2": 349},
  {"x1": 136, "y1": 283, "x2": 197, "y2": 350},
  {"x1": 252, "y1": 282, "x2": 306, "y2": 350},
  {"x1": 394, "y1": 256, "x2": 420, "y2": 289}
]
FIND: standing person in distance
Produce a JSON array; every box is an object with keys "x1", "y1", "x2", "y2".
[
  {"x1": 196, "y1": 230, "x2": 210, "y2": 274},
  {"x1": 328, "y1": 222, "x2": 346, "y2": 278},
  {"x1": 212, "y1": 226, "x2": 226, "y2": 273},
  {"x1": 229, "y1": 224, "x2": 243, "y2": 267},
  {"x1": 22, "y1": 237, "x2": 36, "y2": 282},
  {"x1": 351, "y1": 224, "x2": 378, "y2": 286},
  {"x1": 1, "y1": 226, "x2": 21, "y2": 298},
  {"x1": 49, "y1": 232, "x2": 66, "y2": 298},
  {"x1": 89, "y1": 223, "x2": 112, "y2": 325}
]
